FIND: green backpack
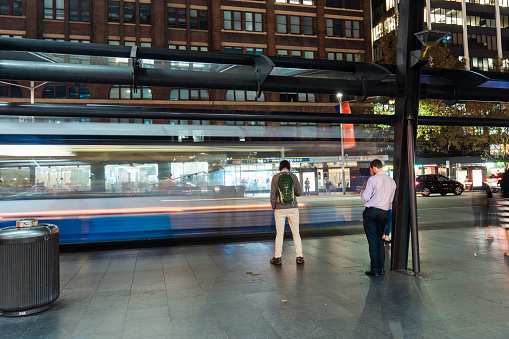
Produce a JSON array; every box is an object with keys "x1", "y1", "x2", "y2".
[{"x1": 277, "y1": 173, "x2": 295, "y2": 204}]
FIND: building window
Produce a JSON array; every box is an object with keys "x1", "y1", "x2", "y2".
[
  {"x1": 224, "y1": 46, "x2": 243, "y2": 54},
  {"x1": 344, "y1": 20, "x2": 360, "y2": 38},
  {"x1": 109, "y1": 85, "x2": 152, "y2": 99},
  {"x1": 245, "y1": 12, "x2": 263, "y2": 31},
  {"x1": 170, "y1": 89, "x2": 209, "y2": 101},
  {"x1": 169, "y1": 44, "x2": 186, "y2": 50},
  {"x1": 0, "y1": 83, "x2": 22, "y2": 97},
  {"x1": 0, "y1": 0, "x2": 22, "y2": 15},
  {"x1": 277, "y1": 15, "x2": 287, "y2": 33},
  {"x1": 327, "y1": 19, "x2": 342, "y2": 37},
  {"x1": 168, "y1": 7, "x2": 186, "y2": 28},
  {"x1": 123, "y1": 2, "x2": 135, "y2": 23},
  {"x1": 224, "y1": 10, "x2": 242, "y2": 30},
  {"x1": 325, "y1": 0, "x2": 341, "y2": 8},
  {"x1": 139, "y1": 4, "x2": 150, "y2": 24},
  {"x1": 328, "y1": 52, "x2": 361, "y2": 62},
  {"x1": 276, "y1": 0, "x2": 314, "y2": 4},
  {"x1": 69, "y1": 0, "x2": 89, "y2": 21},
  {"x1": 225, "y1": 46, "x2": 263, "y2": 55},
  {"x1": 190, "y1": 9, "x2": 207, "y2": 29},
  {"x1": 344, "y1": 0, "x2": 359, "y2": 9},
  {"x1": 108, "y1": 1, "x2": 119, "y2": 22},
  {"x1": 278, "y1": 15, "x2": 313, "y2": 35},
  {"x1": 280, "y1": 93, "x2": 315, "y2": 102},
  {"x1": 43, "y1": 84, "x2": 90, "y2": 99},
  {"x1": 190, "y1": 46, "x2": 208, "y2": 51},
  {"x1": 44, "y1": 0, "x2": 64, "y2": 19},
  {"x1": 226, "y1": 90, "x2": 265, "y2": 101},
  {"x1": 278, "y1": 49, "x2": 313, "y2": 58}
]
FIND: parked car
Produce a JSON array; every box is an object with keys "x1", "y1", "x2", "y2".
[
  {"x1": 487, "y1": 173, "x2": 503, "y2": 193},
  {"x1": 415, "y1": 174, "x2": 464, "y2": 196}
]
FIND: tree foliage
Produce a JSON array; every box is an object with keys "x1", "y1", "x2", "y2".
[{"x1": 373, "y1": 29, "x2": 509, "y2": 166}]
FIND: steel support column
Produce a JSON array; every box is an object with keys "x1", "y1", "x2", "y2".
[{"x1": 392, "y1": 0, "x2": 425, "y2": 275}]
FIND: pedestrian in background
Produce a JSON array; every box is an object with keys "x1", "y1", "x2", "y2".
[
  {"x1": 470, "y1": 181, "x2": 493, "y2": 239},
  {"x1": 269, "y1": 160, "x2": 304, "y2": 265},
  {"x1": 304, "y1": 178, "x2": 310, "y2": 196},
  {"x1": 499, "y1": 168, "x2": 509, "y2": 256},
  {"x1": 360, "y1": 159, "x2": 396, "y2": 277}
]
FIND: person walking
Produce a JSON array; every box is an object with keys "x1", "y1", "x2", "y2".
[
  {"x1": 499, "y1": 169, "x2": 509, "y2": 256},
  {"x1": 269, "y1": 160, "x2": 304, "y2": 265},
  {"x1": 360, "y1": 159, "x2": 396, "y2": 277}
]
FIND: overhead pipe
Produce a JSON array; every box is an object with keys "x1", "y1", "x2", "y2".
[
  {"x1": 1, "y1": 102, "x2": 509, "y2": 127},
  {"x1": 0, "y1": 102, "x2": 393, "y2": 125}
]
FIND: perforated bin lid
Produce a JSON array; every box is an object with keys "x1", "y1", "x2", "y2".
[{"x1": 0, "y1": 224, "x2": 59, "y2": 241}]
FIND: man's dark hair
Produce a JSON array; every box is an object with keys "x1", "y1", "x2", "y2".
[
  {"x1": 279, "y1": 160, "x2": 291, "y2": 171},
  {"x1": 369, "y1": 159, "x2": 383, "y2": 169}
]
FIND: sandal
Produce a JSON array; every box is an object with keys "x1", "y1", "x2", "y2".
[
  {"x1": 486, "y1": 235, "x2": 494, "y2": 239},
  {"x1": 504, "y1": 252, "x2": 509, "y2": 257}
]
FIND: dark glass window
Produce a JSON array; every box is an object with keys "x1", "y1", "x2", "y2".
[
  {"x1": 326, "y1": 0, "x2": 341, "y2": 8},
  {"x1": 168, "y1": 7, "x2": 186, "y2": 28},
  {"x1": 345, "y1": 0, "x2": 359, "y2": 9},
  {"x1": 0, "y1": 83, "x2": 21, "y2": 97},
  {"x1": 123, "y1": 2, "x2": 135, "y2": 23},
  {"x1": 190, "y1": 9, "x2": 207, "y2": 29},
  {"x1": 0, "y1": 0, "x2": 22, "y2": 15},
  {"x1": 139, "y1": 4, "x2": 150, "y2": 24},
  {"x1": 43, "y1": 84, "x2": 90, "y2": 99},
  {"x1": 69, "y1": 0, "x2": 89, "y2": 21},
  {"x1": 108, "y1": 1, "x2": 119, "y2": 22}
]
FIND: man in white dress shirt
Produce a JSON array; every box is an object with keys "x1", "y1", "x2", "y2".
[{"x1": 360, "y1": 159, "x2": 396, "y2": 277}]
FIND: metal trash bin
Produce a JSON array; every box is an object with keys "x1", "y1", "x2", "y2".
[{"x1": 0, "y1": 218, "x2": 60, "y2": 316}]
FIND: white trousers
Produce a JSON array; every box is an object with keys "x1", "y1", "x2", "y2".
[{"x1": 274, "y1": 208, "x2": 302, "y2": 258}]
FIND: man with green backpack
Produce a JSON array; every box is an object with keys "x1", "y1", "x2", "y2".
[{"x1": 269, "y1": 160, "x2": 304, "y2": 265}]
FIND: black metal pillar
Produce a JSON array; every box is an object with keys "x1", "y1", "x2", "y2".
[{"x1": 391, "y1": 0, "x2": 425, "y2": 275}]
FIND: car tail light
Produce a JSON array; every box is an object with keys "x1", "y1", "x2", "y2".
[{"x1": 415, "y1": 181, "x2": 419, "y2": 186}]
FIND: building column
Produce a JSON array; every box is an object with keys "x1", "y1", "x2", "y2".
[{"x1": 392, "y1": 0, "x2": 425, "y2": 275}]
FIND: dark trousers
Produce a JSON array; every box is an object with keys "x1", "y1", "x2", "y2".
[{"x1": 363, "y1": 207, "x2": 388, "y2": 273}]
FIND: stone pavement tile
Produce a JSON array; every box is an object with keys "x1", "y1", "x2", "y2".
[
  {"x1": 122, "y1": 316, "x2": 172, "y2": 339},
  {"x1": 170, "y1": 315, "x2": 225, "y2": 338},
  {"x1": 73, "y1": 332, "x2": 123, "y2": 339},
  {"x1": 127, "y1": 290, "x2": 169, "y2": 311},
  {"x1": 260, "y1": 308, "x2": 334, "y2": 338},
  {"x1": 125, "y1": 305, "x2": 170, "y2": 321},
  {"x1": 0, "y1": 316, "x2": 38, "y2": 339},
  {"x1": 72, "y1": 314, "x2": 125, "y2": 337}
]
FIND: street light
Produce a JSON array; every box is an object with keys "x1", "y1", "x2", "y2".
[{"x1": 336, "y1": 93, "x2": 346, "y2": 195}]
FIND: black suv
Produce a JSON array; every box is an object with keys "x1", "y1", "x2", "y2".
[{"x1": 415, "y1": 175, "x2": 464, "y2": 196}]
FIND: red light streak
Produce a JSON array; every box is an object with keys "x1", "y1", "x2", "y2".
[{"x1": 0, "y1": 203, "x2": 305, "y2": 220}]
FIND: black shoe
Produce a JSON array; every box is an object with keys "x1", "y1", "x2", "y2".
[
  {"x1": 296, "y1": 256, "x2": 305, "y2": 264},
  {"x1": 365, "y1": 270, "x2": 380, "y2": 277}
]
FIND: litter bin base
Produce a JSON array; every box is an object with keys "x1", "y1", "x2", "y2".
[{"x1": 0, "y1": 303, "x2": 53, "y2": 317}]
